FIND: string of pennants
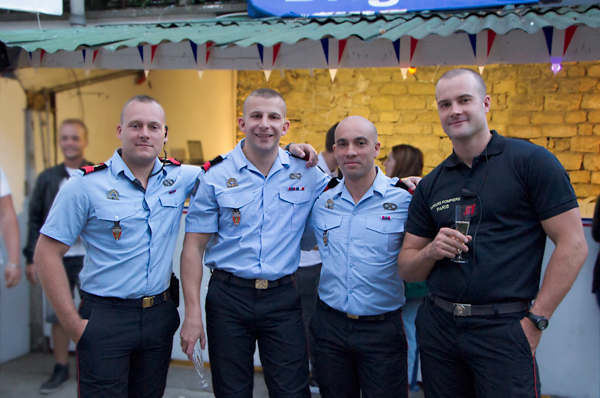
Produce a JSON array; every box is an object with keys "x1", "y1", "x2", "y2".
[{"x1": 26, "y1": 27, "x2": 578, "y2": 79}]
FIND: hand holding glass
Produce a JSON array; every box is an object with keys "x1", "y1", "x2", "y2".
[
  {"x1": 193, "y1": 340, "x2": 209, "y2": 389},
  {"x1": 451, "y1": 205, "x2": 471, "y2": 263}
]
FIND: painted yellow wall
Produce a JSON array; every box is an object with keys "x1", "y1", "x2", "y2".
[{"x1": 56, "y1": 69, "x2": 236, "y2": 165}]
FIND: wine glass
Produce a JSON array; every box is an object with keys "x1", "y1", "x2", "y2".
[
  {"x1": 193, "y1": 340, "x2": 210, "y2": 389},
  {"x1": 451, "y1": 205, "x2": 471, "y2": 263}
]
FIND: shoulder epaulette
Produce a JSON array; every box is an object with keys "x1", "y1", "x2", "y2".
[
  {"x1": 79, "y1": 163, "x2": 108, "y2": 175},
  {"x1": 323, "y1": 178, "x2": 340, "y2": 192},
  {"x1": 203, "y1": 155, "x2": 224, "y2": 172},
  {"x1": 394, "y1": 179, "x2": 413, "y2": 194},
  {"x1": 159, "y1": 157, "x2": 181, "y2": 166}
]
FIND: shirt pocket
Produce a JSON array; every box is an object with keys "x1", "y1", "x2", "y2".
[
  {"x1": 159, "y1": 192, "x2": 187, "y2": 236},
  {"x1": 216, "y1": 191, "x2": 256, "y2": 236},
  {"x1": 365, "y1": 217, "x2": 405, "y2": 263},
  {"x1": 314, "y1": 216, "x2": 343, "y2": 260},
  {"x1": 278, "y1": 189, "x2": 312, "y2": 232},
  {"x1": 94, "y1": 203, "x2": 137, "y2": 242}
]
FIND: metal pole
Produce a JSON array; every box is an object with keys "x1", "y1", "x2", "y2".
[{"x1": 70, "y1": 0, "x2": 86, "y2": 27}]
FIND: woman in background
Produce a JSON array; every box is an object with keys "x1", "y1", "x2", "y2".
[{"x1": 383, "y1": 144, "x2": 426, "y2": 394}]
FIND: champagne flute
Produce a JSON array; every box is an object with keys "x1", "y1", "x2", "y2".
[
  {"x1": 193, "y1": 340, "x2": 210, "y2": 389},
  {"x1": 451, "y1": 205, "x2": 471, "y2": 263}
]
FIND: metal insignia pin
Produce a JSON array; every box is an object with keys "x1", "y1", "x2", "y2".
[
  {"x1": 107, "y1": 189, "x2": 120, "y2": 200},
  {"x1": 289, "y1": 173, "x2": 302, "y2": 180},
  {"x1": 163, "y1": 179, "x2": 175, "y2": 187},
  {"x1": 383, "y1": 203, "x2": 397, "y2": 211},
  {"x1": 325, "y1": 199, "x2": 334, "y2": 209},
  {"x1": 227, "y1": 178, "x2": 238, "y2": 188},
  {"x1": 232, "y1": 208, "x2": 241, "y2": 226},
  {"x1": 112, "y1": 221, "x2": 122, "y2": 241}
]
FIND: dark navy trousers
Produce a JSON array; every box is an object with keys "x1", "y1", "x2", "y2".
[
  {"x1": 310, "y1": 300, "x2": 408, "y2": 398},
  {"x1": 76, "y1": 295, "x2": 180, "y2": 398},
  {"x1": 416, "y1": 297, "x2": 541, "y2": 398},
  {"x1": 205, "y1": 276, "x2": 310, "y2": 398}
]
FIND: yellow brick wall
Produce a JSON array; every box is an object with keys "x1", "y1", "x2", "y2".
[{"x1": 237, "y1": 62, "x2": 600, "y2": 198}]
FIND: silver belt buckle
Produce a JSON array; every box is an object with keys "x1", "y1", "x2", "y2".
[
  {"x1": 453, "y1": 303, "x2": 471, "y2": 316},
  {"x1": 255, "y1": 279, "x2": 269, "y2": 289},
  {"x1": 346, "y1": 314, "x2": 359, "y2": 319}
]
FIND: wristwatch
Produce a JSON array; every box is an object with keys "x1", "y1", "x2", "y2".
[{"x1": 526, "y1": 312, "x2": 549, "y2": 330}]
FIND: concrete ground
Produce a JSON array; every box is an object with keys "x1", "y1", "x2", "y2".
[{"x1": 0, "y1": 352, "x2": 427, "y2": 398}]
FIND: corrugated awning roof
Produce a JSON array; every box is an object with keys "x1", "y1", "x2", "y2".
[{"x1": 1, "y1": 4, "x2": 599, "y2": 53}]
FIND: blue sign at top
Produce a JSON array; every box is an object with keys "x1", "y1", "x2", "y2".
[{"x1": 247, "y1": 0, "x2": 538, "y2": 18}]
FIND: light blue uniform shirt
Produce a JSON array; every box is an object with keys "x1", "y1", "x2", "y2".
[
  {"x1": 41, "y1": 150, "x2": 200, "y2": 299},
  {"x1": 304, "y1": 168, "x2": 411, "y2": 316},
  {"x1": 186, "y1": 140, "x2": 330, "y2": 280}
]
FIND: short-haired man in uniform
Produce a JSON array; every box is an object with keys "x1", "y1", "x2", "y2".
[
  {"x1": 180, "y1": 88, "x2": 330, "y2": 397},
  {"x1": 303, "y1": 116, "x2": 412, "y2": 398},
  {"x1": 398, "y1": 68, "x2": 588, "y2": 397},
  {"x1": 33, "y1": 95, "x2": 201, "y2": 397},
  {"x1": 23, "y1": 119, "x2": 92, "y2": 394}
]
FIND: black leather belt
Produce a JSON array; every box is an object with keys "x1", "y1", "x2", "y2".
[
  {"x1": 211, "y1": 268, "x2": 294, "y2": 290},
  {"x1": 430, "y1": 294, "x2": 530, "y2": 317},
  {"x1": 318, "y1": 299, "x2": 400, "y2": 321},
  {"x1": 81, "y1": 289, "x2": 170, "y2": 309}
]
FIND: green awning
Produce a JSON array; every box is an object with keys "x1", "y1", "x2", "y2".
[{"x1": 1, "y1": 4, "x2": 599, "y2": 53}]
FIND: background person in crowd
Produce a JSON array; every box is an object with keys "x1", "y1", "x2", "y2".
[
  {"x1": 397, "y1": 68, "x2": 587, "y2": 397},
  {"x1": 303, "y1": 116, "x2": 412, "y2": 398},
  {"x1": 592, "y1": 197, "x2": 600, "y2": 309},
  {"x1": 180, "y1": 88, "x2": 329, "y2": 398},
  {"x1": 23, "y1": 119, "x2": 93, "y2": 394},
  {"x1": 297, "y1": 122, "x2": 339, "y2": 393},
  {"x1": 383, "y1": 144, "x2": 426, "y2": 394},
  {"x1": 0, "y1": 166, "x2": 21, "y2": 288},
  {"x1": 33, "y1": 95, "x2": 201, "y2": 397}
]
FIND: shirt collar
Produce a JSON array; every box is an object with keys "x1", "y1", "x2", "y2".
[
  {"x1": 109, "y1": 149, "x2": 163, "y2": 180},
  {"x1": 445, "y1": 130, "x2": 505, "y2": 168},
  {"x1": 232, "y1": 139, "x2": 290, "y2": 172},
  {"x1": 333, "y1": 166, "x2": 386, "y2": 201}
]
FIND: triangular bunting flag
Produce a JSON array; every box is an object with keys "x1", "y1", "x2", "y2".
[
  {"x1": 397, "y1": 36, "x2": 417, "y2": 79},
  {"x1": 191, "y1": 41, "x2": 213, "y2": 79},
  {"x1": 543, "y1": 27, "x2": 576, "y2": 74},
  {"x1": 321, "y1": 39, "x2": 347, "y2": 81},
  {"x1": 257, "y1": 43, "x2": 282, "y2": 81},
  {"x1": 471, "y1": 30, "x2": 496, "y2": 73},
  {"x1": 151, "y1": 45, "x2": 158, "y2": 63}
]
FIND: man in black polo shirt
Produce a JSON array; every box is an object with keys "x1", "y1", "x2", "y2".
[{"x1": 398, "y1": 68, "x2": 587, "y2": 397}]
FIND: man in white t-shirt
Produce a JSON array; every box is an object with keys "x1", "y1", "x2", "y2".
[
  {"x1": 0, "y1": 166, "x2": 21, "y2": 288},
  {"x1": 23, "y1": 119, "x2": 92, "y2": 394},
  {"x1": 297, "y1": 123, "x2": 339, "y2": 393}
]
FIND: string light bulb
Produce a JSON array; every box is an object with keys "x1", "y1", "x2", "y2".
[{"x1": 408, "y1": 67, "x2": 417, "y2": 74}]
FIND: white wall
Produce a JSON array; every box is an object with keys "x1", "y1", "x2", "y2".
[{"x1": 0, "y1": 76, "x2": 30, "y2": 363}]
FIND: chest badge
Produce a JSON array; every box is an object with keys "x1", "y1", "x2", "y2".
[
  {"x1": 107, "y1": 189, "x2": 120, "y2": 200},
  {"x1": 227, "y1": 178, "x2": 238, "y2": 188},
  {"x1": 383, "y1": 203, "x2": 397, "y2": 211},
  {"x1": 232, "y1": 209, "x2": 241, "y2": 226},
  {"x1": 112, "y1": 221, "x2": 122, "y2": 241},
  {"x1": 289, "y1": 172, "x2": 302, "y2": 180},
  {"x1": 163, "y1": 179, "x2": 175, "y2": 187},
  {"x1": 325, "y1": 199, "x2": 334, "y2": 210}
]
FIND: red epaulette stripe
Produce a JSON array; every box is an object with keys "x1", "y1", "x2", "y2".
[
  {"x1": 80, "y1": 163, "x2": 107, "y2": 175},
  {"x1": 167, "y1": 157, "x2": 181, "y2": 166},
  {"x1": 203, "y1": 161, "x2": 211, "y2": 172}
]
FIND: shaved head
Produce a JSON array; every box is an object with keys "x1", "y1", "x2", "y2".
[
  {"x1": 436, "y1": 68, "x2": 487, "y2": 100},
  {"x1": 335, "y1": 116, "x2": 378, "y2": 143}
]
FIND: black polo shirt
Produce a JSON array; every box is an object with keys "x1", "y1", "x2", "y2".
[{"x1": 406, "y1": 131, "x2": 578, "y2": 304}]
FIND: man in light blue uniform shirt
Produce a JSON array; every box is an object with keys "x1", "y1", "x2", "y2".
[
  {"x1": 34, "y1": 95, "x2": 200, "y2": 397},
  {"x1": 180, "y1": 88, "x2": 329, "y2": 398},
  {"x1": 303, "y1": 116, "x2": 411, "y2": 398}
]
